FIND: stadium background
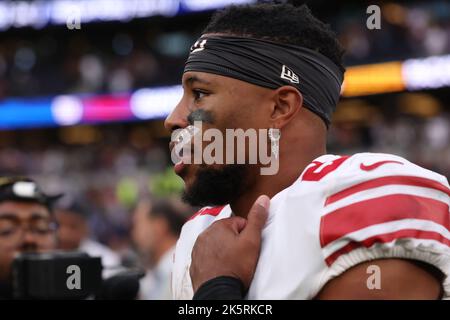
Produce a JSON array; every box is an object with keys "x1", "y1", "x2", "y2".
[{"x1": 0, "y1": 0, "x2": 449, "y2": 260}]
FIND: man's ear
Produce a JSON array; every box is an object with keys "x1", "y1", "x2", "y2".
[{"x1": 270, "y1": 86, "x2": 303, "y2": 129}]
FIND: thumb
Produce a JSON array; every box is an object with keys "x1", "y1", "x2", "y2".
[
  {"x1": 241, "y1": 195, "x2": 270, "y2": 240},
  {"x1": 228, "y1": 216, "x2": 248, "y2": 234}
]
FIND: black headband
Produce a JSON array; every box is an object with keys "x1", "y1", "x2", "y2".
[{"x1": 184, "y1": 35, "x2": 344, "y2": 126}]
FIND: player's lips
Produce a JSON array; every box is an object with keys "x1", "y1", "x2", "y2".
[
  {"x1": 174, "y1": 154, "x2": 193, "y2": 176},
  {"x1": 174, "y1": 161, "x2": 186, "y2": 175},
  {"x1": 170, "y1": 141, "x2": 193, "y2": 176}
]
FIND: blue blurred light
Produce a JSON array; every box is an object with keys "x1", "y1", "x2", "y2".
[{"x1": 0, "y1": 98, "x2": 55, "y2": 129}]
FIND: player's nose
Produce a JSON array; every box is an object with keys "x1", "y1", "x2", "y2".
[{"x1": 164, "y1": 99, "x2": 189, "y2": 133}]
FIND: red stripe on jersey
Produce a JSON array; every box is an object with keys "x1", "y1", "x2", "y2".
[
  {"x1": 189, "y1": 205, "x2": 226, "y2": 221},
  {"x1": 320, "y1": 194, "x2": 449, "y2": 247},
  {"x1": 325, "y1": 175, "x2": 450, "y2": 206},
  {"x1": 324, "y1": 229, "x2": 450, "y2": 266}
]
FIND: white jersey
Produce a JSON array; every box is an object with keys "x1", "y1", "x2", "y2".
[{"x1": 172, "y1": 153, "x2": 450, "y2": 299}]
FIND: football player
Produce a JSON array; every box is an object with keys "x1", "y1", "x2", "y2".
[{"x1": 165, "y1": 3, "x2": 450, "y2": 299}]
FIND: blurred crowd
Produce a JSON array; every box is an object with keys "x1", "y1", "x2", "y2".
[
  {"x1": 0, "y1": 13, "x2": 200, "y2": 98},
  {"x1": 0, "y1": 126, "x2": 179, "y2": 253},
  {"x1": 329, "y1": 112, "x2": 450, "y2": 177},
  {"x1": 337, "y1": 1, "x2": 450, "y2": 65},
  {"x1": 0, "y1": 1, "x2": 450, "y2": 99}
]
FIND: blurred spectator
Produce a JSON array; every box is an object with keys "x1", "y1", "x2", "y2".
[
  {"x1": 0, "y1": 177, "x2": 59, "y2": 299},
  {"x1": 132, "y1": 198, "x2": 191, "y2": 300},
  {"x1": 55, "y1": 200, "x2": 122, "y2": 279}
]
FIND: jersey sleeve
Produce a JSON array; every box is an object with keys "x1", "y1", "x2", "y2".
[{"x1": 317, "y1": 153, "x2": 450, "y2": 298}]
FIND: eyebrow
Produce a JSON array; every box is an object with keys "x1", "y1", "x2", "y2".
[
  {"x1": 184, "y1": 75, "x2": 212, "y2": 86},
  {"x1": 0, "y1": 213, "x2": 49, "y2": 222}
]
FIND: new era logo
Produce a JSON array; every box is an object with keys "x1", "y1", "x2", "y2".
[
  {"x1": 190, "y1": 39, "x2": 207, "y2": 53},
  {"x1": 280, "y1": 65, "x2": 299, "y2": 84}
]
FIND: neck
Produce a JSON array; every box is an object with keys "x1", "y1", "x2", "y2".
[{"x1": 230, "y1": 150, "x2": 324, "y2": 218}]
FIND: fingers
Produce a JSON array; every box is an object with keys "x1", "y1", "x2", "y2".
[{"x1": 240, "y1": 195, "x2": 270, "y2": 240}]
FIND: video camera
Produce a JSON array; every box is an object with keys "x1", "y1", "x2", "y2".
[{"x1": 12, "y1": 251, "x2": 144, "y2": 300}]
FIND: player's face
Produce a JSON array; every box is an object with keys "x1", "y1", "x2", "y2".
[{"x1": 165, "y1": 71, "x2": 273, "y2": 206}]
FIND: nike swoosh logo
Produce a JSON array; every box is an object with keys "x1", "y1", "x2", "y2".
[{"x1": 360, "y1": 160, "x2": 404, "y2": 171}]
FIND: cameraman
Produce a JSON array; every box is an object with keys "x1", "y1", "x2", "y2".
[{"x1": 0, "y1": 177, "x2": 60, "y2": 299}]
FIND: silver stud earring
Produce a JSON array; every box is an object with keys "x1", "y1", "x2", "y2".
[{"x1": 268, "y1": 128, "x2": 281, "y2": 159}]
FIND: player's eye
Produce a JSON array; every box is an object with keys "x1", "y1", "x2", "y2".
[{"x1": 192, "y1": 89, "x2": 208, "y2": 101}]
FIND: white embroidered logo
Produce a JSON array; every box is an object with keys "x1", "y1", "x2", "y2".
[
  {"x1": 280, "y1": 65, "x2": 299, "y2": 84},
  {"x1": 190, "y1": 39, "x2": 207, "y2": 53}
]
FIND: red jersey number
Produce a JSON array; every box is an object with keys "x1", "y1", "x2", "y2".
[{"x1": 302, "y1": 156, "x2": 350, "y2": 181}]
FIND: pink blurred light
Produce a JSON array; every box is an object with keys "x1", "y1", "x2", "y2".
[{"x1": 82, "y1": 95, "x2": 133, "y2": 122}]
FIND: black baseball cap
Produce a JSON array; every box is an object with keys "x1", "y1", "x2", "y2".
[{"x1": 0, "y1": 177, "x2": 63, "y2": 210}]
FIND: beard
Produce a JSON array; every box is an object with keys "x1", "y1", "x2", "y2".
[{"x1": 182, "y1": 164, "x2": 248, "y2": 207}]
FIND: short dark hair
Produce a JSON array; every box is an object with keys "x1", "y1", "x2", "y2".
[
  {"x1": 56, "y1": 200, "x2": 91, "y2": 220},
  {"x1": 150, "y1": 200, "x2": 188, "y2": 237},
  {"x1": 203, "y1": 2, "x2": 345, "y2": 73}
]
